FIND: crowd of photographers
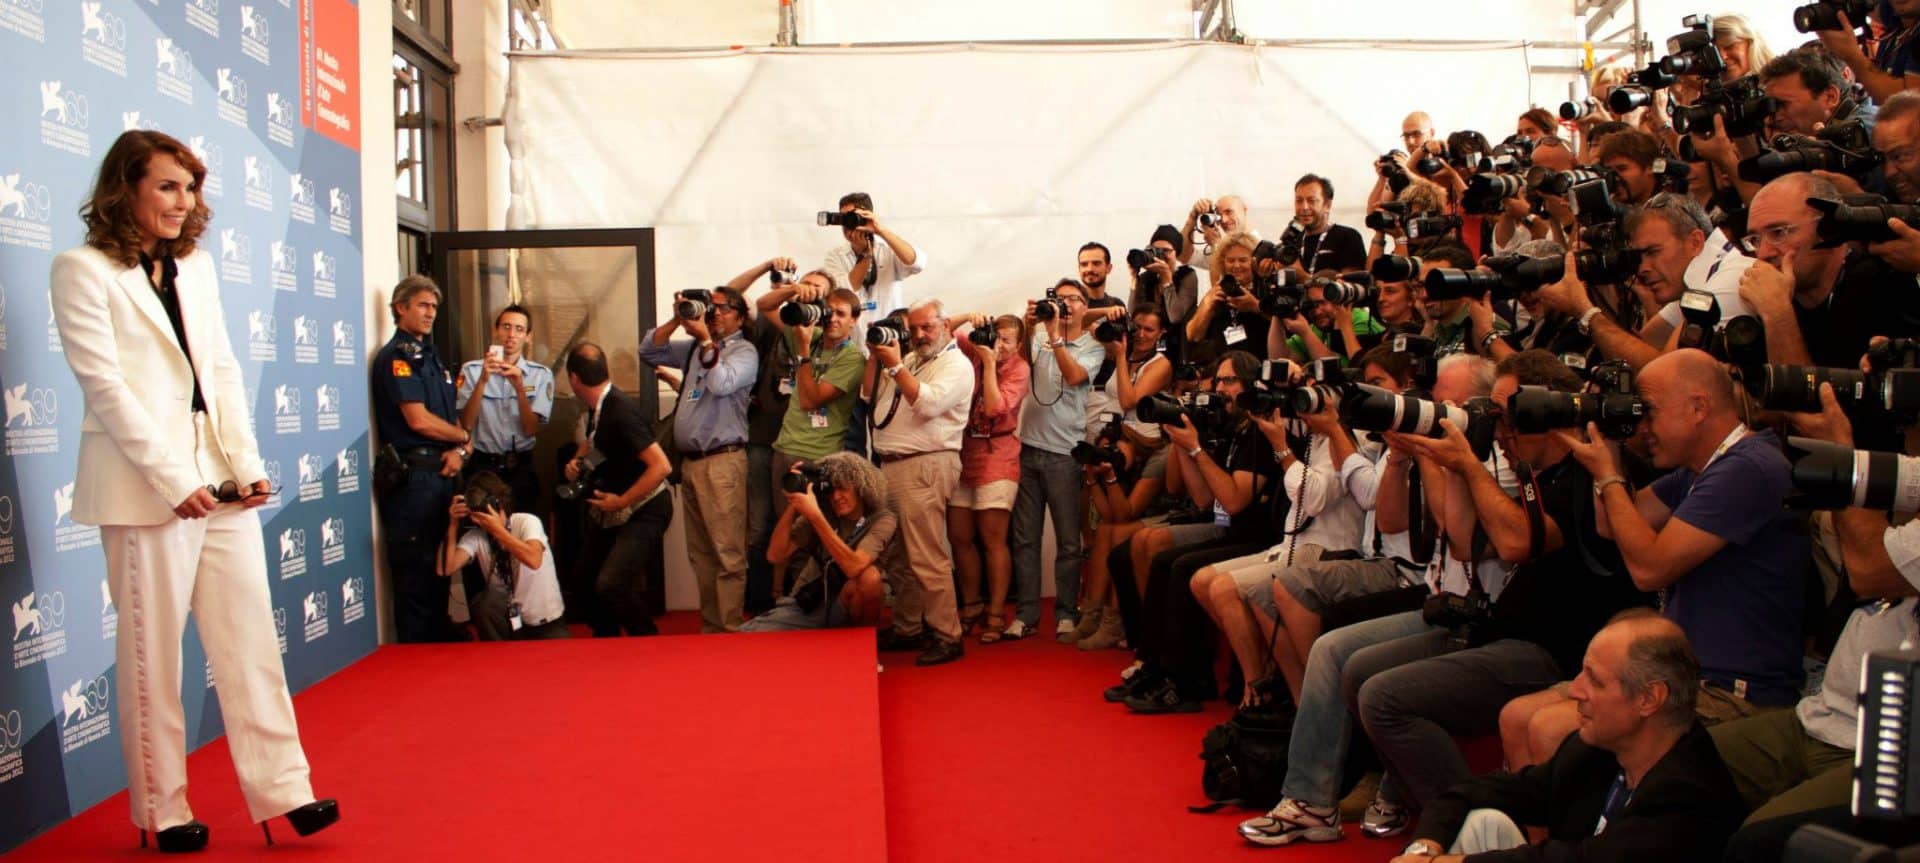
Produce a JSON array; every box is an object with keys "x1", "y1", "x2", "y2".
[{"x1": 396, "y1": 5, "x2": 1920, "y2": 859}]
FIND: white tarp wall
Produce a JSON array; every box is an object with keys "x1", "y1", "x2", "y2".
[{"x1": 505, "y1": 39, "x2": 1561, "y2": 607}]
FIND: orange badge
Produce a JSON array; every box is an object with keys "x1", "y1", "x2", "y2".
[{"x1": 392, "y1": 359, "x2": 413, "y2": 378}]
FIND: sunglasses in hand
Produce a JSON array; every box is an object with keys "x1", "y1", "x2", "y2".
[{"x1": 207, "y1": 481, "x2": 274, "y2": 503}]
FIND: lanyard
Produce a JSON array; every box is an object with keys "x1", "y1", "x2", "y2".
[
  {"x1": 1594, "y1": 771, "x2": 1632, "y2": 835},
  {"x1": 1701, "y1": 239, "x2": 1738, "y2": 284},
  {"x1": 1700, "y1": 423, "x2": 1747, "y2": 475}
]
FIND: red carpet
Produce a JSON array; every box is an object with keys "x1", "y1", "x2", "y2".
[{"x1": 12, "y1": 611, "x2": 1416, "y2": 861}]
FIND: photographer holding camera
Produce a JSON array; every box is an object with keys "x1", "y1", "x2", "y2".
[
  {"x1": 1509, "y1": 350, "x2": 1809, "y2": 743},
  {"x1": 640, "y1": 287, "x2": 759, "y2": 633},
  {"x1": 1009, "y1": 279, "x2": 1107, "y2": 641},
  {"x1": 1185, "y1": 232, "x2": 1270, "y2": 369},
  {"x1": 1076, "y1": 414, "x2": 1165, "y2": 652},
  {"x1": 1838, "y1": 91, "x2": 1920, "y2": 272},
  {"x1": 439, "y1": 471, "x2": 568, "y2": 640},
  {"x1": 1813, "y1": 0, "x2": 1920, "y2": 103},
  {"x1": 744, "y1": 454, "x2": 898, "y2": 632},
  {"x1": 1110, "y1": 351, "x2": 1278, "y2": 713},
  {"x1": 1737, "y1": 172, "x2": 1920, "y2": 372},
  {"x1": 1352, "y1": 350, "x2": 1644, "y2": 832},
  {"x1": 820, "y1": 192, "x2": 924, "y2": 316},
  {"x1": 1182, "y1": 195, "x2": 1253, "y2": 268},
  {"x1": 1712, "y1": 382, "x2": 1920, "y2": 862},
  {"x1": 1412, "y1": 244, "x2": 1504, "y2": 357},
  {"x1": 755, "y1": 279, "x2": 868, "y2": 598},
  {"x1": 1369, "y1": 112, "x2": 1445, "y2": 212},
  {"x1": 1125, "y1": 226, "x2": 1198, "y2": 362},
  {"x1": 1535, "y1": 194, "x2": 1755, "y2": 372},
  {"x1": 865, "y1": 298, "x2": 974, "y2": 666},
  {"x1": 950, "y1": 314, "x2": 1031, "y2": 643},
  {"x1": 564, "y1": 343, "x2": 675, "y2": 638},
  {"x1": 1187, "y1": 360, "x2": 1368, "y2": 713},
  {"x1": 1274, "y1": 274, "x2": 1390, "y2": 364}
]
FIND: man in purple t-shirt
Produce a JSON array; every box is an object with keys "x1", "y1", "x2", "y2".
[{"x1": 1561, "y1": 349, "x2": 1808, "y2": 718}]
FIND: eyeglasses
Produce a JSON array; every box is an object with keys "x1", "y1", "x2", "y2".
[
  {"x1": 1214, "y1": 375, "x2": 1243, "y2": 386},
  {"x1": 1739, "y1": 221, "x2": 1813, "y2": 254},
  {"x1": 707, "y1": 304, "x2": 743, "y2": 317},
  {"x1": 208, "y1": 481, "x2": 273, "y2": 503}
]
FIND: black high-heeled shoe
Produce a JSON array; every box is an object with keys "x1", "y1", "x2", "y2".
[
  {"x1": 138, "y1": 821, "x2": 209, "y2": 853},
  {"x1": 260, "y1": 798, "x2": 339, "y2": 846}
]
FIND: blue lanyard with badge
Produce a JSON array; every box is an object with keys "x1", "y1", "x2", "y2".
[{"x1": 1593, "y1": 770, "x2": 1632, "y2": 835}]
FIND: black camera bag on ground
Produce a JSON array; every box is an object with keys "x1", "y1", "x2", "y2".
[{"x1": 1191, "y1": 706, "x2": 1295, "y2": 813}]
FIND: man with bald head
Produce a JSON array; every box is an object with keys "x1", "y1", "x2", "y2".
[
  {"x1": 1737, "y1": 172, "x2": 1920, "y2": 371},
  {"x1": 1181, "y1": 194, "x2": 1255, "y2": 268},
  {"x1": 1559, "y1": 349, "x2": 1808, "y2": 721},
  {"x1": 1393, "y1": 611, "x2": 1745, "y2": 862},
  {"x1": 1370, "y1": 112, "x2": 1442, "y2": 210}
]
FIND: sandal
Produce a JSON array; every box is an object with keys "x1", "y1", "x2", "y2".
[
  {"x1": 978, "y1": 614, "x2": 1007, "y2": 644},
  {"x1": 959, "y1": 603, "x2": 985, "y2": 635}
]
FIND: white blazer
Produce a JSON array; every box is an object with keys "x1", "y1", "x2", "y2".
[{"x1": 50, "y1": 245, "x2": 265, "y2": 526}]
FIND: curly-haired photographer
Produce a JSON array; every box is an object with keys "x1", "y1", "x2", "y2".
[
  {"x1": 1185, "y1": 232, "x2": 1269, "y2": 369},
  {"x1": 439, "y1": 471, "x2": 568, "y2": 640},
  {"x1": 745, "y1": 454, "x2": 898, "y2": 632}
]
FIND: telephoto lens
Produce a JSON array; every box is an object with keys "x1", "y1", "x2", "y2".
[
  {"x1": 1125, "y1": 248, "x2": 1157, "y2": 271},
  {"x1": 817, "y1": 210, "x2": 866, "y2": 229},
  {"x1": 675, "y1": 289, "x2": 713, "y2": 321},
  {"x1": 1783, "y1": 437, "x2": 1920, "y2": 511},
  {"x1": 779, "y1": 301, "x2": 828, "y2": 327},
  {"x1": 1810, "y1": 195, "x2": 1920, "y2": 247},
  {"x1": 1365, "y1": 204, "x2": 1408, "y2": 233},
  {"x1": 1559, "y1": 99, "x2": 1598, "y2": 121},
  {"x1": 1505, "y1": 385, "x2": 1645, "y2": 440},
  {"x1": 1370, "y1": 255, "x2": 1424, "y2": 284},
  {"x1": 865, "y1": 318, "x2": 908, "y2": 347},
  {"x1": 1406, "y1": 215, "x2": 1462, "y2": 241},
  {"x1": 1746, "y1": 365, "x2": 1920, "y2": 418},
  {"x1": 1285, "y1": 384, "x2": 1341, "y2": 417},
  {"x1": 1794, "y1": 0, "x2": 1874, "y2": 33},
  {"x1": 1422, "y1": 267, "x2": 1503, "y2": 301},
  {"x1": 1320, "y1": 275, "x2": 1377, "y2": 307},
  {"x1": 1608, "y1": 85, "x2": 1655, "y2": 114},
  {"x1": 1135, "y1": 391, "x2": 1189, "y2": 426},
  {"x1": 1339, "y1": 384, "x2": 1464, "y2": 438}
]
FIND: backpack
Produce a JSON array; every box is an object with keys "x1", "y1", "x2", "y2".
[{"x1": 1191, "y1": 708, "x2": 1294, "y2": 813}]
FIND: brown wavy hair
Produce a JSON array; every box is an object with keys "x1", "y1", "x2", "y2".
[{"x1": 82, "y1": 130, "x2": 211, "y2": 268}]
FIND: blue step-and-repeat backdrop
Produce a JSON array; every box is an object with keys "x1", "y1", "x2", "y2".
[{"x1": 0, "y1": 0, "x2": 373, "y2": 850}]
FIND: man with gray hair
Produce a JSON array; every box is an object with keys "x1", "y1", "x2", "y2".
[
  {"x1": 1534, "y1": 193, "x2": 1755, "y2": 372},
  {"x1": 1392, "y1": 611, "x2": 1745, "y2": 862},
  {"x1": 865, "y1": 297, "x2": 973, "y2": 665},
  {"x1": 745, "y1": 453, "x2": 900, "y2": 632},
  {"x1": 1182, "y1": 194, "x2": 1255, "y2": 268}
]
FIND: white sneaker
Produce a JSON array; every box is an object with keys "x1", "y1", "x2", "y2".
[
  {"x1": 1239, "y1": 798, "x2": 1343, "y2": 847},
  {"x1": 1000, "y1": 619, "x2": 1032, "y2": 641},
  {"x1": 1055, "y1": 618, "x2": 1077, "y2": 640}
]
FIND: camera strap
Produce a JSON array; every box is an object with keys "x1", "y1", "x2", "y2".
[{"x1": 1514, "y1": 458, "x2": 1548, "y2": 564}]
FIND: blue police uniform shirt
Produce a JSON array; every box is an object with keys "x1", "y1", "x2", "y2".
[
  {"x1": 372, "y1": 330, "x2": 458, "y2": 450},
  {"x1": 456, "y1": 357, "x2": 554, "y2": 454}
]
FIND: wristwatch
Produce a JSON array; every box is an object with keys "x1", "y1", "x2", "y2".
[
  {"x1": 1188, "y1": 445, "x2": 1205, "y2": 460},
  {"x1": 1402, "y1": 838, "x2": 1442, "y2": 857},
  {"x1": 1576, "y1": 306, "x2": 1604, "y2": 336},
  {"x1": 1594, "y1": 475, "x2": 1628, "y2": 496},
  {"x1": 883, "y1": 364, "x2": 905, "y2": 378},
  {"x1": 1480, "y1": 330, "x2": 1502, "y2": 351}
]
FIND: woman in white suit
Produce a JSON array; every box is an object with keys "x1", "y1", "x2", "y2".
[{"x1": 49, "y1": 130, "x2": 338, "y2": 853}]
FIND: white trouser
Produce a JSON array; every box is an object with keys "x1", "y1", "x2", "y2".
[
  {"x1": 1450, "y1": 808, "x2": 1529, "y2": 855},
  {"x1": 106, "y1": 414, "x2": 313, "y2": 829}
]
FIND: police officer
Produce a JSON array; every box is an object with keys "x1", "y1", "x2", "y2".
[
  {"x1": 456, "y1": 303, "x2": 553, "y2": 512},
  {"x1": 372, "y1": 275, "x2": 472, "y2": 643}
]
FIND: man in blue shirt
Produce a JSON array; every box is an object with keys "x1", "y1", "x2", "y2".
[
  {"x1": 1565, "y1": 349, "x2": 1808, "y2": 717},
  {"x1": 1010, "y1": 279, "x2": 1106, "y2": 641},
  {"x1": 371, "y1": 275, "x2": 473, "y2": 642},
  {"x1": 456, "y1": 303, "x2": 553, "y2": 515},
  {"x1": 640, "y1": 287, "x2": 760, "y2": 632}
]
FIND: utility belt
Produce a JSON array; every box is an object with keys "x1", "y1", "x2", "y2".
[
  {"x1": 681, "y1": 442, "x2": 745, "y2": 463},
  {"x1": 468, "y1": 449, "x2": 533, "y2": 472},
  {"x1": 374, "y1": 444, "x2": 451, "y2": 497}
]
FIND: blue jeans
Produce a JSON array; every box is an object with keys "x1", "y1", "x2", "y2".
[
  {"x1": 1011, "y1": 447, "x2": 1085, "y2": 628},
  {"x1": 739, "y1": 595, "x2": 851, "y2": 632},
  {"x1": 1281, "y1": 610, "x2": 1447, "y2": 807}
]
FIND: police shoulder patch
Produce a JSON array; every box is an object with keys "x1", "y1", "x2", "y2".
[{"x1": 392, "y1": 359, "x2": 413, "y2": 378}]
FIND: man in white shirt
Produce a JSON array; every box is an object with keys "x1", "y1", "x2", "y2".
[
  {"x1": 866, "y1": 298, "x2": 973, "y2": 666},
  {"x1": 438, "y1": 472, "x2": 567, "y2": 640},
  {"x1": 1534, "y1": 193, "x2": 1755, "y2": 373},
  {"x1": 820, "y1": 192, "x2": 925, "y2": 317}
]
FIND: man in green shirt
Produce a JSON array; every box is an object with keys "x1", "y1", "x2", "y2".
[
  {"x1": 760, "y1": 279, "x2": 867, "y2": 594},
  {"x1": 1277, "y1": 280, "x2": 1389, "y2": 364}
]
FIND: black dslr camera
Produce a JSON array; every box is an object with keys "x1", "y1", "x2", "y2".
[
  {"x1": 1072, "y1": 413, "x2": 1129, "y2": 475},
  {"x1": 865, "y1": 317, "x2": 909, "y2": 347},
  {"x1": 462, "y1": 482, "x2": 503, "y2": 520},
  {"x1": 676, "y1": 289, "x2": 713, "y2": 321},
  {"x1": 817, "y1": 210, "x2": 868, "y2": 229},
  {"x1": 1506, "y1": 360, "x2": 1645, "y2": 441},
  {"x1": 781, "y1": 463, "x2": 833, "y2": 495},
  {"x1": 1739, "y1": 120, "x2": 1882, "y2": 185},
  {"x1": 1423, "y1": 592, "x2": 1494, "y2": 650},
  {"x1": 1093, "y1": 316, "x2": 1136, "y2": 345},
  {"x1": 1658, "y1": 15, "x2": 1725, "y2": 79},
  {"x1": 1033, "y1": 284, "x2": 1069, "y2": 323},
  {"x1": 1809, "y1": 194, "x2": 1920, "y2": 247},
  {"x1": 1673, "y1": 75, "x2": 1778, "y2": 139},
  {"x1": 779, "y1": 300, "x2": 829, "y2": 327},
  {"x1": 1137, "y1": 391, "x2": 1231, "y2": 443},
  {"x1": 1794, "y1": 0, "x2": 1875, "y2": 33},
  {"x1": 967, "y1": 322, "x2": 998, "y2": 349},
  {"x1": 555, "y1": 448, "x2": 608, "y2": 502}
]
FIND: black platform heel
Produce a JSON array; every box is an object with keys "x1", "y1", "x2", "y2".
[
  {"x1": 138, "y1": 821, "x2": 209, "y2": 853},
  {"x1": 261, "y1": 798, "x2": 339, "y2": 846}
]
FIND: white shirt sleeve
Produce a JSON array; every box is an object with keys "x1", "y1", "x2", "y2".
[{"x1": 1884, "y1": 518, "x2": 1920, "y2": 595}]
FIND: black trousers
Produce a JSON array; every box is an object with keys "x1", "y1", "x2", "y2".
[
  {"x1": 580, "y1": 492, "x2": 675, "y2": 637},
  {"x1": 379, "y1": 467, "x2": 457, "y2": 643},
  {"x1": 1109, "y1": 534, "x2": 1262, "y2": 695}
]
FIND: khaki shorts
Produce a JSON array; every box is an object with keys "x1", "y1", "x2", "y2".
[{"x1": 950, "y1": 479, "x2": 1017, "y2": 511}]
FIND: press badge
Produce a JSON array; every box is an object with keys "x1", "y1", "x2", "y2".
[
  {"x1": 1224, "y1": 325, "x2": 1248, "y2": 345},
  {"x1": 809, "y1": 407, "x2": 830, "y2": 428},
  {"x1": 778, "y1": 376, "x2": 796, "y2": 396},
  {"x1": 508, "y1": 602, "x2": 523, "y2": 632},
  {"x1": 687, "y1": 388, "x2": 704, "y2": 403}
]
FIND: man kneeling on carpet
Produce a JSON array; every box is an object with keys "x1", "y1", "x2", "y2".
[
  {"x1": 439, "y1": 471, "x2": 569, "y2": 640},
  {"x1": 745, "y1": 453, "x2": 899, "y2": 632},
  {"x1": 1387, "y1": 611, "x2": 1744, "y2": 863}
]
